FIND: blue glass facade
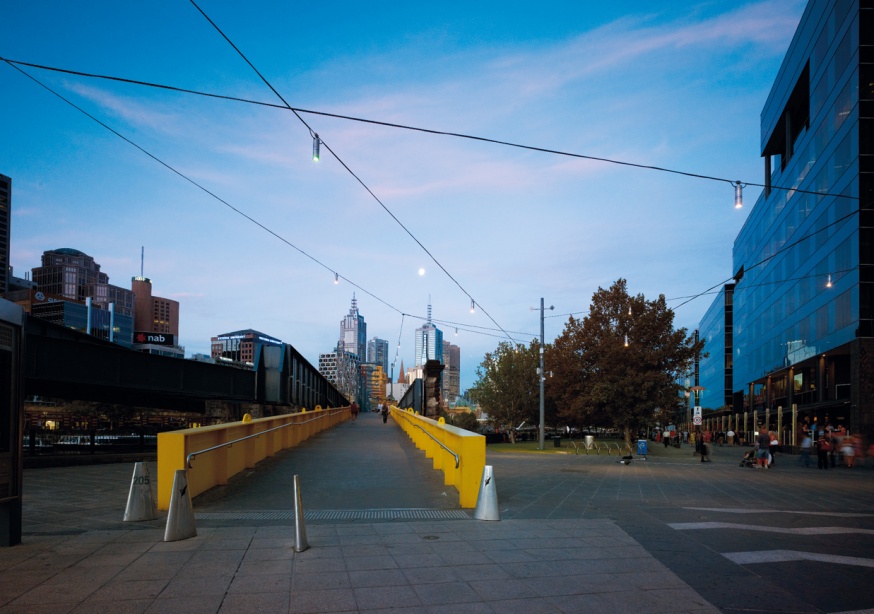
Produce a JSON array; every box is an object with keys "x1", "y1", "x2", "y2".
[
  {"x1": 719, "y1": 0, "x2": 873, "y2": 434},
  {"x1": 698, "y1": 285, "x2": 734, "y2": 412}
]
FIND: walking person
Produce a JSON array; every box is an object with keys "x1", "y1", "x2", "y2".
[
  {"x1": 350, "y1": 401, "x2": 359, "y2": 421},
  {"x1": 381, "y1": 403, "x2": 389, "y2": 424},
  {"x1": 798, "y1": 431, "x2": 812, "y2": 467},
  {"x1": 816, "y1": 432, "x2": 831, "y2": 469},
  {"x1": 768, "y1": 431, "x2": 779, "y2": 467}
]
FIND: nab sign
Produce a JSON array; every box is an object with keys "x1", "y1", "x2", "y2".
[{"x1": 134, "y1": 332, "x2": 175, "y2": 346}]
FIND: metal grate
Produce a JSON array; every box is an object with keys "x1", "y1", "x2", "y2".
[{"x1": 196, "y1": 509, "x2": 470, "y2": 521}]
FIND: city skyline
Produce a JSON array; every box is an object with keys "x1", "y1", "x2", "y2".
[{"x1": 1, "y1": 1, "x2": 807, "y2": 390}]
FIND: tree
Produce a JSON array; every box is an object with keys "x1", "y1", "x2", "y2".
[
  {"x1": 473, "y1": 340, "x2": 540, "y2": 443},
  {"x1": 547, "y1": 279, "x2": 704, "y2": 446}
]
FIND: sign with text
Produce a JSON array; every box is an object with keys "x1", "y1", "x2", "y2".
[{"x1": 134, "y1": 332, "x2": 175, "y2": 346}]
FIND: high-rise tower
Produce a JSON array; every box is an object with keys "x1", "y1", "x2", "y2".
[
  {"x1": 415, "y1": 301, "x2": 443, "y2": 367},
  {"x1": 339, "y1": 293, "x2": 367, "y2": 361},
  {"x1": 0, "y1": 174, "x2": 10, "y2": 295}
]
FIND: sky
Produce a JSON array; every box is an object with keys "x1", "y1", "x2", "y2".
[{"x1": 1, "y1": 0, "x2": 807, "y2": 393}]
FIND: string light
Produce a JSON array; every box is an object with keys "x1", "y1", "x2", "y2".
[
  {"x1": 334, "y1": 272, "x2": 339, "y2": 284},
  {"x1": 826, "y1": 274, "x2": 832, "y2": 288},
  {"x1": 734, "y1": 180, "x2": 743, "y2": 209},
  {"x1": 470, "y1": 299, "x2": 476, "y2": 314},
  {"x1": 624, "y1": 334, "x2": 629, "y2": 347},
  {"x1": 312, "y1": 133, "x2": 320, "y2": 161}
]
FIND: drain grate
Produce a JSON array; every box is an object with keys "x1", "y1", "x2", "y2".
[{"x1": 196, "y1": 509, "x2": 470, "y2": 521}]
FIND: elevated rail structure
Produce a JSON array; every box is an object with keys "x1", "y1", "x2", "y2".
[{"x1": 1, "y1": 300, "x2": 347, "y2": 546}]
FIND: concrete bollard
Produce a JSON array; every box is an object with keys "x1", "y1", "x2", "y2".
[
  {"x1": 473, "y1": 465, "x2": 500, "y2": 521},
  {"x1": 123, "y1": 462, "x2": 157, "y2": 522},
  {"x1": 164, "y1": 469, "x2": 197, "y2": 542},
  {"x1": 293, "y1": 474, "x2": 308, "y2": 552}
]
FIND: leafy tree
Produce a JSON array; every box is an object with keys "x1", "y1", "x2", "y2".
[
  {"x1": 547, "y1": 279, "x2": 704, "y2": 446},
  {"x1": 473, "y1": 340, "x2": 540, "y2": 443}
]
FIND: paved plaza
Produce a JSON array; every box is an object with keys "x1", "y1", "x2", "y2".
[{"x1": 2, "y1": 412, "x2": 873, "y2": 613}]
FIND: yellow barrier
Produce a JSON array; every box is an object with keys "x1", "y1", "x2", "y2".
[
  {"x1": 157, "y1": 407, "x2": 350, "y2": 510},
  {"x1": 389, "y1": 406, "x2": 485, "y2": 508}
]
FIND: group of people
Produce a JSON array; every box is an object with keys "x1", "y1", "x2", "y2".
[
  {"x1": 799, "y1": 420, "x2": 864, "y2": 469},
  {"x1": 752, "y1": 427, "x2": 782, "y2": 468},
  {"x1": 351, "y1": 401, "x2": 389, "y2": 423}
]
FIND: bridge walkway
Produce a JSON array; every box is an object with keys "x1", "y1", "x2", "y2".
[{"x1": 191, "y1": 409, "x2": 462, "y2": 523}]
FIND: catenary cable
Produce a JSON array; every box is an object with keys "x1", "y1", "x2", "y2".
[
  {"x1": 186, "y1": 1, "x2": 517, "y2": 347},
  {"x1": 0, "y1": 56, "x2": 859, "y2": 204}
]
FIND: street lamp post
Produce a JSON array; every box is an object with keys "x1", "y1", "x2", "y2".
[{"x1": 537, "y1": 298, "x2": 554, "y2": 450}]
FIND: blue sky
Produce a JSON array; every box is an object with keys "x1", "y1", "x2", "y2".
[{"x1": 1, "y1": 1, "x2": 806, "y2": 392}]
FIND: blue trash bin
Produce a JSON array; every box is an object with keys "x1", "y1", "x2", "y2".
[{"x1": 637, "y1": 439, "x2": 648, "y2": 455}]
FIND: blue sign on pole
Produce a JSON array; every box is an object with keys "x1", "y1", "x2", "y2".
[{"x1": 636, "y1": 439, "x2": 648, "y2": 455}]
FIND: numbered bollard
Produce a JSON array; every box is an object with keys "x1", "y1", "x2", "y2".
[{"x1": 123, "y1": 462, "x2": 157, "y2": 522}]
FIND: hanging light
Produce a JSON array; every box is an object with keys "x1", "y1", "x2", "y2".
[
  {"x1": 826, "y1": 273, "x2": 833, "y2": 288},
  {"x1": 470, "y1": 299, "x2": 475, "y2": 314},
  {"x1": 454, "y1": 328, "x2": 458, "y2": 336},
  {"x1": 734, "y1": 180, "x2": 743, "y2": 209},
  {"x1": 333, "y1": 272, "x2": 339, "y2": 285},
  {"x1": 628, "y1": 305, "x2": 632, "y2": 316},
  {"x1": 312, "y1": 133, "x2": 320, "y2": 162},
  {"x1": 624, "y1": 334, "x2": 629, "y2": 347}
]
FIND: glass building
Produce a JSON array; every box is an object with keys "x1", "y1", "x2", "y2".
[
  {"x1": 700, "y1": 0, "x2": 872, "y2": 436},
  {"x1": 697, "y1": 285, "x2": 734, "y2": 412}
]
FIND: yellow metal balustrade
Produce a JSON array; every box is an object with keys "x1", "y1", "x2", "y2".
[
  {"x1": 389, "y1": 406, "x2": 485, "y2": 508},
  {"x1": 157, "y1": 407, "x2": 350, "y2": 510}
]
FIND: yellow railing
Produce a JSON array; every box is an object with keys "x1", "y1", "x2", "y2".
[
  {"x1": 390, "y1": 407, "x2": 485, "y2": 508},
  {"x1": 157, "y1": 407, "x2": 350, "y2": 510}
]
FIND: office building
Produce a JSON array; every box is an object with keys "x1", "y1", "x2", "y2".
[
  {"x1": 698, "y1": 0, "x2": 872, "y2": 435},
  {"x1": 31, "y1": 248, "x2": 134, "y2": 317},
  {"x1": 319, "y1": 349, "x2": 359, "y2": 403},
  {"x1": 367, "y1": 337, "x2": 389, "y2": 372},
  {"x1": 442, "y1": 341, "x2": 461, "y2": 405},
  {"x1": 339, "y1": 294, "x2": 366, "y2": 361},
  {"x1": 131, "y1": 276, "x2": 182, "y2": 358},
  {"x1": 211, "y1": 329, "x2": 283, "y2": 367},
  {"x1": 414, "y1": 303, "x2": 443, "y2": 367},
  {"x1": 0, "y1": 174, "x2": 10, "y2": 295}
]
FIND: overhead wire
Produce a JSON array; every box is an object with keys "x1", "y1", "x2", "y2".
[
  {"x1": 186, "y1": 0, "x2": 516, "y2": 347},
  {"x1": 5, "y1": 57, "x2": 538, "y2": 359},
  {"x1": 0, "y1": 55, "x2": 859, "y2": 204}
]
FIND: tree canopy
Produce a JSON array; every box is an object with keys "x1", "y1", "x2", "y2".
[
  {"x1": 472, "y1": 340, "x2": 540, "y2": 442},
  {"x1": 547, "y1": 279, "x2": 704, "y2": 444}
]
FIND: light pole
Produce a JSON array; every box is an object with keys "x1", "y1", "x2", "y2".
[{"x1": 536, "y1": 298, "x2": 554, "y2": 450}]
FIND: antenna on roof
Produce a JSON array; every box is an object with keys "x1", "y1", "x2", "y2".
[{"x1": 140, "y1": 246, "x2": 144, "y2": 277}]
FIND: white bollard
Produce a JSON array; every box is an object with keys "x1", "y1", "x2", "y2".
[
  {"x1": 164, "y1": 469, "x2": 197, "y2": 542},
  {"x1": 123, "y1": 462, "x2": 157, "y2": 522},
  {"x1": 473, "y1": 465, "x2": 500, "y2": 521}
]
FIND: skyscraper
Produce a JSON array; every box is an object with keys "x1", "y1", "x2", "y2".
[
  {"x1": 339, "y1": 293, "x2": 367, "y2": 361},
  {"x1": 0, "y1": 174, "x2": 10, "y2": 295},
  {"x1": 442, "y1": 341, "x2": 461, "y2": 405},
  {"x1": 0, "y1": 175, "x2": 12, "y2": 294},
  {"x1": 415, "y1": 302, "x2": 443, "y2": 367},
  {"x1": 367, "y1": 337, "x2": 389, "y2": 372}
]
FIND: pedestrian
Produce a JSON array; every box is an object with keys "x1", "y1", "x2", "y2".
[
  {"x1": 381, "y1": 402, "x2": 389, "y2": 424},
  {"x1": 755, "y1": 426, "x2": 770, "y2": 469},
  {"x1": 798, "y1": 431, "x2": 812, "y2": 467},
  {"x1": 350, "y1": 401, "x2": 359, "y2": 420},
  {"x1": 376, "y1": 400, "x2": 384, "y2": 414},
  {"x1": 700, "y1": 439, "x2": 711, "y2": 462},
  {"x1": 727, "y1": 428, "x2": 735, "y2": 446},
  {"x1": 841, "y1": 435, "x2": 856, "y2": 468},
  {"x1": 768, "y1": 431, "x2": 779, "y2": 467},
  {"x1": 816, "y1": 432, "x2": 831, "y2": 469}
]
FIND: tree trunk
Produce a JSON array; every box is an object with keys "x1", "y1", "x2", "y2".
[{"x1": 623, "y1": 424, "x2": 633, "y2": 449}]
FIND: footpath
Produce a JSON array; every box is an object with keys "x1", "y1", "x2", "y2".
[{"x1": 2, "y1": 413, "x2": 873, "y2": 613}]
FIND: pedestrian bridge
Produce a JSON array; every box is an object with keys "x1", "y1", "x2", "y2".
[{"x1": 170, "y1": 409, "x2": 485, "y2": 523}]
